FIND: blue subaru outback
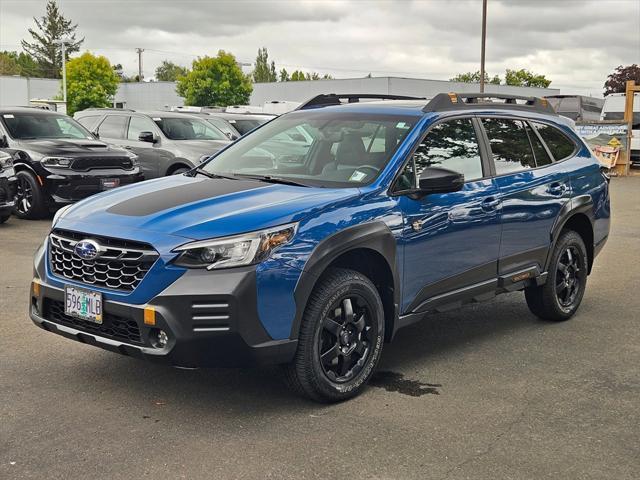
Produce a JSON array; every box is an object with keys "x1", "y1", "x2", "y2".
[{"x1": 30, "y1": 93, "x2": 610, "y2": 402}]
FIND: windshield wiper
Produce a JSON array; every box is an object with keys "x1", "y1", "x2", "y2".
[
  {"x1": 190, "y1": 168, "x2": 240, "y2": 181},
  {"x1": 234, "y1": 174, "x2": 310, "y2": 188}
]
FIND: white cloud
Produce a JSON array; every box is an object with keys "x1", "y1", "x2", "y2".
[{"x1": 1, "y1": 0, "x2": 638, "y2": 96}]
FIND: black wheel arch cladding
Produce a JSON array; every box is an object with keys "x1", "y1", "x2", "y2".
[{"x1": 290, "y1": 221, "x2": 399, "y2": 341}]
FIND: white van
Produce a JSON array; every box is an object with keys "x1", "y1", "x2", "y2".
[{"x1": 600, "y1": 93, "x2": 640, "y2": 165}]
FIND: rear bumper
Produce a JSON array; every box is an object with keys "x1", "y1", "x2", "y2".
[{"x1": 30, "y1": 267, "x2": 297, "y2": 368}]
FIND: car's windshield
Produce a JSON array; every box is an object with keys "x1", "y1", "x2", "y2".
[
  {"x1": 2, "y1": 113, "x2": 94, "y2": 140},
  {"x1": 231, "y1": 117, "x2": 271, "y2": 135},
  {"x1": 153, "y1": 116, "x2": 228, "y2": 140},
  {"x1": 202, "y1": 111, "x2": 417, "y2": 187}
]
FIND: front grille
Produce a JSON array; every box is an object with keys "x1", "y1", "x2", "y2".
[
  {"x1": 49, "y1": 230, "x2": 159, "y2": 292},
  {"x1": 71, "y1": 156, "x2": 133, "y2": 171},
  {"x1": 43, "y1": 299, "x2": 142, "y2": 345}
]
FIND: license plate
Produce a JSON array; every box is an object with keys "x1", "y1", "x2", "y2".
[
  {"x1": 101, "y1": 178, "x2": 120, "y2": 190},
  {"x1": 65, "y1": 286, "x2": 103, "y2": 324}
]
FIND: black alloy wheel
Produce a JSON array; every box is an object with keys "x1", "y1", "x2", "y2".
[
  {"x1": 319, "y1": 295, "x2": 376, "y2": 383},
  {"x1": 284, "y1": 268, "x2": 385, "y2": 402},
  {"x1": 555, "y1": 245, "x2": 585, "y2": 309},
  {"x1": 13, "y1": 170, "x2": 46, "y2": 219},
  {"x1": 525, "y1": 230, "x2": 588, "y2": 321}
]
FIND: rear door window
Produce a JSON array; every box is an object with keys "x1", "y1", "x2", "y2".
[
  {"x1": 532, "y1": 122, "x2": 576, "y2": 161},
  {"x1": 97, "y1": 115, "x2": 128, "y2": 139},
  {"x1": 525, "y1": 123, "x2": 553, "y2": 167},
  {"x1": 481, "y1": 118, "x2": 536, "y2": 175}
]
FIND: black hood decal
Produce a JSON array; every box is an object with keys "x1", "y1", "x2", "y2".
[{"x1": 106, "y1": 177, "x2": 266, "y2": 216}]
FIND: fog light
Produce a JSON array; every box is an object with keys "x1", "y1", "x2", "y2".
[{"x1": 150, "y1": 329, "x2": 169, "y2": 348}]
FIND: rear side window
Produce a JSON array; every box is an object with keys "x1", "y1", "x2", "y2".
[
  {"x1": 532, "y1": 122, "x2": 576, "y2": 161},
  {"x1": 97, "y1": 115, "x2": 128, "y2": 139},
  {"x1": 482, "y1": 118, "x2": 536, "y2": 175},
  {"x1": 525, "y1": 123, "x2": 553, "y2": 167},
  {"x1": 76, "y1": 115, "x2": 100, "y2": 129}
]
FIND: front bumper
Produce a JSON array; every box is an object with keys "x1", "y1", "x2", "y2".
[
  {"x1": 43, "y1": 168, "x2": 144, "y2": 205},
  {"x1": 0, "y1": 175, "x2": 17, "y2": 215},
  {"x1": 30, "y1": 267, "x2": 297, "y2": 368}
]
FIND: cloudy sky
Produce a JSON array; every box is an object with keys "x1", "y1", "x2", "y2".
[{"x1": 1, "y1": 0, "x2": 638, "y2": 96}]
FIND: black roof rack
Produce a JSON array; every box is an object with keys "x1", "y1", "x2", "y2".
[
  {"x1": 296, "y1": 93, "x2": 426, "y2": 110},
  {"x1": 423, "y1": 92, "x2": 556, "y2": 115},
  {"x1": 82, "y1": 107, "x2": 136, "y2": 112}
]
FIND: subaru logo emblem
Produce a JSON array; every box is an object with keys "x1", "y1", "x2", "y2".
[{"x1": 74, "y1": 239, "x2": 100, "y2": 260}]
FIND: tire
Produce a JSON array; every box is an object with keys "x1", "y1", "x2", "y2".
[
  {"x1": 0, "y1": 214, "x2": 9, "y2": 224},
  {"x1": 525, "y1": 230, "x2": 588, "y2": 321},
  {"x1": 284, "y1": 268, "x2": 385, "y2": 403},
  {"x1": 13, "y1": 170, "x2": 47, "y2": 220},
  {"x1": 170, "y1": 167, "x2": 189, "y2": 175}
]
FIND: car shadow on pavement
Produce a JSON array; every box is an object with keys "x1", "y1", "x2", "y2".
[{"x1": 64, "y1": 291, "x2": 542, "y2": 415}]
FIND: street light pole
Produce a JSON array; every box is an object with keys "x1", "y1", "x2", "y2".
[
  {"x1": 54, "y1": 38, "x2": 71, "y2": 106},
  {"x1": 480, "y1": 0, "x2": 488, "y2": 93}
]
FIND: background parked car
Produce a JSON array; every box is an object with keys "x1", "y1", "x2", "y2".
[
  {"x1": 172, "y1": 106, "x2": 275, "y2": 139},
  {"x1": 0, "y1": 150, "x2": 16, "y2": 224},
  {"x1": 0, "y1": 107, "x2": 143, "y2": 219},
  {"x1": 75, "y1": 109, "x2": 231, "y2": 178}
]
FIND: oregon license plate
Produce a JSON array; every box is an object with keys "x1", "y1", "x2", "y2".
[
  {"x1": 101, "y1": 178, "x2": 120, "y2": 190},
  {"x1": 65, "y1": 286, "x2": 103, "y2": 324}
]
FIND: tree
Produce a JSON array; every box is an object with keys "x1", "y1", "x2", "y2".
[
  {"x1": 176, "y1": 51, "x2": 253, "y2": 107},
  {"x1": 604, "y1": 64, "x2": 640, "y2": 96},
  {"x1": 21, "y1": 0, "x2": 83, "y2": 79},
  {"x1": 504, "y1": 69, "x2": 551, "y2": 88},
  {"x1": 65, "y1": 52, "x2": 119, "y2": 115},
  {"x1": 252, "y1": 47, "x2": 277, "y2": 83},
  {"x1": 155, "y1": 60, "x2": 188, "y2": 81},
  {"x1": 0, "y1": 51, "x2": 44, "y2": 77},
  {"x1": 279, "y1": 68, "x2": 289, "y2": 82},
  {"x1": 450, "y1": 70, "x2": 501, "y2": 84},
  {"x1": 0, "y1": 52, "x2": 21, "y2": 75},
  {"x1": 288, "y1": 70, "x2": 332, "y2": 81}
]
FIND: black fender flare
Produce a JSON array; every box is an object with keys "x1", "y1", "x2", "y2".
[
  {"x1": 289, "y1": 222, "x2": 399, "y2": 340},
  {"x1": 544, "y1": 194, "x2": 594, "y2": 272}
]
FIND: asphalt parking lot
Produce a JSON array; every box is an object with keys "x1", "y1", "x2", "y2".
[{"x1": 1, "y1": 178, "x2": 639, "y2": 480}]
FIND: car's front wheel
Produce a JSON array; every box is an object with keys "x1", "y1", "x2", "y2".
[
  {"x1": 14, "y1": 170, "x2": 46, "y2": 219},
  {"x1": 525, "y1": 230, "x2": 588, "y2": 321},
  {"x1": 284, "y1": 268, "x2": 385, "y2": 402}
]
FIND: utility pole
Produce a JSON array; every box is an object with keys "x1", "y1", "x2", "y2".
[
  {"x1": 54, "y1": 37, "x2": 72, "y2": 107},
  {"x1": 135, "y1": 48, "x2": 144, "y2": 82},
  {"x1": 480, "y1": 0, "x2": 488, "y2": 93}
]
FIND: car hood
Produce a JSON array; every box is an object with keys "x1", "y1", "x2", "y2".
[
  {"x1": 16, "y1": 138, "x2": 127, "y2": 158},
  {"x1": 56, "y1": 174, "x2": 359, "y2": 245}
]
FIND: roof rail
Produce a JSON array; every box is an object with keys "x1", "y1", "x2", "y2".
[
  {"x1": 297, "y1": 93, "x2": 426, "y2": 110},
  {"x1": 423, "y1": 92, "x2": 556, "y2": 115}
]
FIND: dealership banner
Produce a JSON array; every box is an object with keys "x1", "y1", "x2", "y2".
[{"x1": 575, "y1": 122, "x2": 628, "y2": 172}]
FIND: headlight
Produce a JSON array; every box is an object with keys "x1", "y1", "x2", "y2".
[
  {"x1": 173, "y1": 222, "x2": 298, "y2": 270},
  {"x1": 52, "y1": 204, "x2": 73, "y2": 226},
  {"x1": 42, "y1": 156, "x2": 72, "y2": 168},
  {"x1": 0, "y1": 153, "x2": 12, "y2": 171},
  {"x1": 126, "y1": 152, "x2": 139, "y2": 166}
]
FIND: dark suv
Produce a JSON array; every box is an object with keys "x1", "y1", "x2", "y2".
[
  {"x1": 74, "y1": 109, "x2": 231, "y2": 179},
  {"x1": 30, "y1": 93, "x2": 610, "y2": 402},
  {"x1": 0, "y1": 107, "x2": 143, "y2": 219}
]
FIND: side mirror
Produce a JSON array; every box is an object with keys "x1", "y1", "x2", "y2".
[
  {"x1": 417, "y1": 167, "x2": 464, "y2": 195},
  {"x1": 92, "y1": 131, "x2": 100, "y2": 140},
  {"x1": 0, "y1": 135, "x2": 8, "y2": 148},
  {"x1": 138, "y1": 131, "x2": 156, "y2": 143},
  {"x1": 227, "y1": 132, "x2": 239, "y2": 141}
]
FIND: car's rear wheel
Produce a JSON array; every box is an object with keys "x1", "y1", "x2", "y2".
[
  {"x1": 14, "y1": 170, "x2": 46, "y2": 220},
  {"x1": 525, "y1": 230, "x2": 588, "y2": 321},
  {"x1": 284, "y1": 268, "x2": 385, "y2": 402}
]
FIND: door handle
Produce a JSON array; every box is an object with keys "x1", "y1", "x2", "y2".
[
  {"x1": 481, "y1": 196, "x2": 501, "y2": 211},
  {"x1": 548, "y1": 182, "x2": 567, "y2": 196}
]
